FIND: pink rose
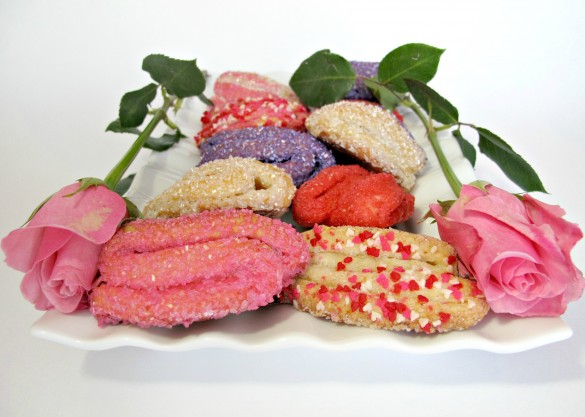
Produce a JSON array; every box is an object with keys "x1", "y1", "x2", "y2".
[
  {"x1": 2, "y1": 182, "x2": 127, "y2": 313},
  {"x1": 429, "y1": 184, "x2": 584, "y2": 317}
]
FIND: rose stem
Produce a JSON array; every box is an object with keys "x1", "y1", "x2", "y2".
[
  {"x1": 103, "y1": 96, "x2": 173, "y2": 189},
  {"x1": 404, "y1": 99, "x2": 463, "y2": 197}
]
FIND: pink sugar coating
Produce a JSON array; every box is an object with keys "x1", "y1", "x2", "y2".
[
  {"x1": 99, "y1": 209, "x2": 308, "y2": 280},
  {"x1": 100, "y1": 237, "x2": 276, "y2": 289},
  {"x1": 91, "y1": 245, "x2": 282, "y2": 328},
  {"x1": 91, "y1": 209, "x2": 309, "y2": 328},
  {"x1": 212, "y1": 71, "x2": 300, "y2": 107}
]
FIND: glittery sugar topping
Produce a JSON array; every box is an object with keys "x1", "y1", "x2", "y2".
[
  {"x1": 305, "y1": 100, "x2": 427, "y2": 190},
  {"x1": 284, "y1": 225, "x2": 490, "y2": 334},
  {"x1": 199, "y1": 126, "x2": 336, "y2": 187}
]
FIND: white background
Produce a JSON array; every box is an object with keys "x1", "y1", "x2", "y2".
[{"x1": 1, "y1": 0, "x2": 584, "y2": 416}]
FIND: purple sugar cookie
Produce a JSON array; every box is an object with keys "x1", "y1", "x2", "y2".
[
  {"x1": 199, "y1": 126, "x2": 336, "y2": 187},
  {"x1": 345, "y1": 61, "x2": 379, "y2": 101}
]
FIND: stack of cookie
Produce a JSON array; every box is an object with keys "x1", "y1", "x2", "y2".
[{"x1": 88, "y1": 67, "x2": 490, "y2": 334}]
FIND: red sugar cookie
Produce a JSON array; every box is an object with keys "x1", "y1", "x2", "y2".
[{"x1": 292, "y1": 165, "x2": 414, "y2": 228}]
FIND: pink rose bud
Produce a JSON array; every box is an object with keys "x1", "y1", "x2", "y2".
[
  {"x1": 429, "y1": 184, "x2": 584, "y2": 317},
  {"x1": 2, "y1": 182, "x2": 127, "y2": 313}
]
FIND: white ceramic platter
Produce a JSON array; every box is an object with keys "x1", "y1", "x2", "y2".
[{"x1": 31, "y1": 73, "x2": 573, "y2": 353}]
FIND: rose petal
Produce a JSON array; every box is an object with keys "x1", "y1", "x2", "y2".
[
  {"x1": 487, "y1": 292, "x2": 542, "y2": 316},
  {"x1": 489, "y1": 291, "x2": 567, "y2": 317},
  {"x1": 490, "y1": 251, "x2": 556, "y2": 299},
  {"x1": 523, "y1": 194, "x2": 583, "y2": 252},
  {"x1": 20, "y1": 254, "x2": 57, "y2": 310},
  {"x1": 40, "y1": 236, "x2": 102, "y2": 313},
  {"x1": 26, "y1": 183, "x2": 127, "y2": 244},
  {"x1": 513, "y1": 293, "x2": 568, "y2": 317},
  {"x1": 2, "y1": 227, "x2": 71, "y2": 273},
  {"x1": 429, "y1": 202, "x2": 482, "y2": 276},
  {"x1": 441, "y1": 184, "x2": 484, "y2": 221}
]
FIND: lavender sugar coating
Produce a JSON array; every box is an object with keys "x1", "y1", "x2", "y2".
[
  {"x1": 345, "y1": 61, "x2": 379, "y2": 101},
  {"x1": 199, "y1": 126, "x2": 336, "y2": 186}
]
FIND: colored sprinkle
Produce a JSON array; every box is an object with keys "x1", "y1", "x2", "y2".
[
  {"x1": 359, "y1": 231, "x2": 374, "y2": 241},
  {"x1": 425, "y1": 274, "x2": 438, "y2": 289},
  {"x1": 441, "y1": 273, "x2": 453, "y2": 283},
  {"x1": 439, "y1": 312, "x2": 451, "y2": 323},
  {"x1": 376, "y1": 274, "x2": 389, "y2": 289}
]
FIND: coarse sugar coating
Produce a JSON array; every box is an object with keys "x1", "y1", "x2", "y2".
[
  {"x1": 195, "y1": 96, "x2": 309, "y2": 145},
  {"x1": 91, "y1": 239, "x2": 283, "y2": 328},
  {"x1": 90, "y1": 209, "x2": 310, "y2": 328},
  {"x1": 212, "y1": 71, "x2": 302, "y2": 107},
  {"x1": 345, "y1": 61, "x2": 379, "y2": 101},
  {"x1": 291, "y1": 165, "x2": 414, "y2": 228},
  {"x1": 142, "y1": 157, "x2": 295, "y2": 219},
  {"x1": 282, "y1": 225, "x2": 490, "y2": 334},
  {"x1": 305, "y1": 100, "x2": 426, "y2": 190},
  {"x1": 199, "y1": 126, "x2": 336, "y2": 187}
]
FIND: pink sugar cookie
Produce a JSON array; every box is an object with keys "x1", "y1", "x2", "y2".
[
  {"x1": 212, "y1": 71, "x2": 301, "y2": 107},
  {"x1": 90, "y1": 209, "x2": 309, "y2": 328}
]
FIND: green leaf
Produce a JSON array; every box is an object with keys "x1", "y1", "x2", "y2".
[
  {"x1": 452, "y1": 129, "x2": 477, "y2": 166},
  {"x1": 289, "y1": 49, "x2": 356, "y2": 107},
  {"x1": 404, "y1": 78, "x2": 459, "y2": 125},
  {"x1": 106, "y1": 118, "x2": 141, "y2": 134},
  {"x1": 113, "y1": 174, "x2": 135, "y2": 196},
  {"x1": 363, "y1": 78, "x2": 402, "y2": 109},
  {"x1": 144, "y1": 130, "x2": 184, "y2": 152},
  {"x1": 378, "y1": 43, "x2": 445, "y2": 93},
  {"x1": 142, "y1": 54, "x2": 206, "y2": 98},
  {"x1": 475, "y1": 127, "x2": 547, "y2": 192},
  {"x1": 119, "y1": 83, "x2": 158, "y2": 128}
]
